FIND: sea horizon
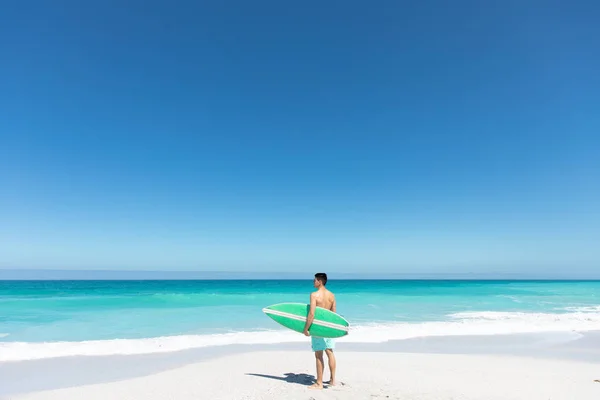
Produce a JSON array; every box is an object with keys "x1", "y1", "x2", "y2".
[{"x1": 2, "y1": 269, "x2": 599, "y2": 281}]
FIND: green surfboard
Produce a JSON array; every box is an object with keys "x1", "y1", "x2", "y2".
[{"x1": 262, "y1": 302, "x2": 350, "y2": 338}]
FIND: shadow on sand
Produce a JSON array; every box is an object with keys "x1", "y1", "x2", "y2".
[{"x1": 246, "y1": 372, "x2": 316, "y2": 386}]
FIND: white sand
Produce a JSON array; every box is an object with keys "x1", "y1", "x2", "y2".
[{"x1": 7, "y1": 351, "x2": 599, "y2": 400}]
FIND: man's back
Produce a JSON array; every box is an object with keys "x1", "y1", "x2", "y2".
[{"x1": 313, "y1": 288, "x2": 336, "y2": 312}]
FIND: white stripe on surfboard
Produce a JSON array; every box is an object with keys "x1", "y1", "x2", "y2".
[{"x1": 262, "y1": 308, "x2": 349, "y2": 332}]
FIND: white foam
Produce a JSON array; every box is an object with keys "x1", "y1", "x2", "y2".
[
  {"x1": 343, "y1": 309, "x2": 600, "y2": 344},
  {"x1": 0, "y1": 333, "x2": 9, "y2": 338},
  {"x1": 562, "y1": 305, "x2": 600, "y2": 312},
  {"x1": 2, "y1": 309, "x2": 599, "y2": 362},
  {"x1": 0, "y1": 330, "x2": 303, "y2": 362}
]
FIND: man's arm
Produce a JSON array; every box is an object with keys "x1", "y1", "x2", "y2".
[
  {"x1": 331, "y1": 294, "x2": 336, "y2": 313},
  {"x1": 303, "y1": 293, "x2": 317, "y2": 336}
]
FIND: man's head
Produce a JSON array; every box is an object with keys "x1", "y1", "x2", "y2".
[{"x1": 313, "y1": 272, "x2": 328, "y2": 288}]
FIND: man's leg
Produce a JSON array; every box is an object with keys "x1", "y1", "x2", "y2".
[
  {"x1": 325, "y1": 348, "x2": 336, "y2": 385},
  {"x1": 309, "y1": 350, "x2": 324, "y2": 389}
]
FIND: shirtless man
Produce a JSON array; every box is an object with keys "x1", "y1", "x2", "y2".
[{"x1": 303, "y1": 272, "x2": 337, "y2": 390}]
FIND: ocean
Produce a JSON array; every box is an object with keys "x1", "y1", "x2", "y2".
[{"x1": 1, "y1": 279, "x2": 599, "y2": 362}]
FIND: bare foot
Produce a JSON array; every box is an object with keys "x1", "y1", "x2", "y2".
[
  {"x1": 308, "y1": 383, "x2": 323, "y2": 390},
  {"x1": 325, "y1": 380, "x2": 336, "y2": 386}
]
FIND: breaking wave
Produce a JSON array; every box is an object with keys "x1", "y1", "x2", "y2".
[{"x1": 2, "y1": 308, "x2": 599, "y2": 362}]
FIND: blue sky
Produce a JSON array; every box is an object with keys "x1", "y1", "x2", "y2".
[{"x1": 1, "y1": 1, "x2": 599, "y2": 276}]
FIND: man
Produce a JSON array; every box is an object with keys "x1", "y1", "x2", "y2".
[{"x1": 303, "y1": 272, "x2": 337, "y2": 390}]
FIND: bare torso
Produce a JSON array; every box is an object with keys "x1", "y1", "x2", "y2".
[{"x1": 313, "y1": 288, "x2": 336, "y2": 312}]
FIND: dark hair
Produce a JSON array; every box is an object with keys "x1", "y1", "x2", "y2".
[{"x1": 314, "y1": 273, "x2": 328, "y2": 285}]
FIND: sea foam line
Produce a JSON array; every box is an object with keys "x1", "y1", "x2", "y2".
[{"x1": 1, "y1": 309, "x2": 599, "y2": 362}]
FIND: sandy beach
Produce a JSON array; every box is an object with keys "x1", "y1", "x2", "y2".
[{"x1": 4, "y1": 334, "x2": 600, "y2": 400}]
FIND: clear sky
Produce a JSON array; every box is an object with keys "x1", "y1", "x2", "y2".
[{"x1": 1, "y1": 1, "x2": 599, "y2": 276}]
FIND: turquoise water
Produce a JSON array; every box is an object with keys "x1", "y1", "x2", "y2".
[{"x1": 1, "y1": 280, "x2": 599, "y2": 361}]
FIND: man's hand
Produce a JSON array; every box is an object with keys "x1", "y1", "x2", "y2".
[{"x1": 303, "y1": 330, "x2": 310, "y2": 337}]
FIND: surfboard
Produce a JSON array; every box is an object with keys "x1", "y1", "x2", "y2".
[{"x1": 262, "y1": 302, "x2": 350, "y2": 338}]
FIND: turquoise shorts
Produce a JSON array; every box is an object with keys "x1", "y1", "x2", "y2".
[{"x1": 311, "y1": 336, "x2": 335, "y2": 352}]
